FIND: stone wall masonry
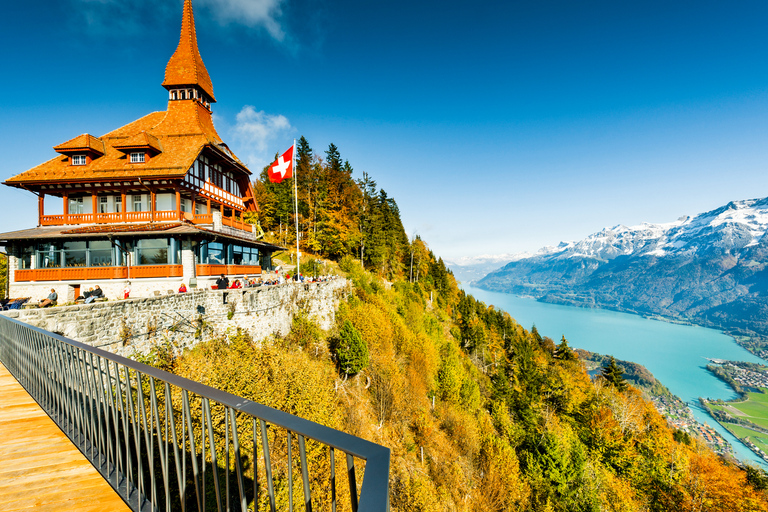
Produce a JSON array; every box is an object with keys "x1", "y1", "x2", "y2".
[{"x1": 2, "y1": 278, "x2": 350, "y2": 357}]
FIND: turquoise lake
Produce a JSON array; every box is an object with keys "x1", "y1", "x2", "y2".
[{"x1": 465, "y1": 285, "x2": 767, "y2": 467}]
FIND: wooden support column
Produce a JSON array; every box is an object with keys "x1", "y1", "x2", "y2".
[
  {"x1": 38, "y1": 193, "x2": 44, "y2": 226},
  {"x1": 63, "y1": 194, "x2": 69, "y2": 225},
  {"x1": 150, "y1": 189, "x2": 156, "y2": 222},
  {"x1": 191, "y1": 191, "x2": 197, "y2": 220},
  {"x1": 175, "y1": 186, "x2": 181, "y2": 220},
  {"x1": 92, "y1": 193, "x2": 98, "y2": 223},
  {"x1": 207, "y1": 198, "x2": 211, "y2": 216},
  {"x1": 121, "y1": 190, "x2": 127, "y2": 222}
]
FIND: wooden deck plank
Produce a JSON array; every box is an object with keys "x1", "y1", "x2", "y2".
[{"x1": 0, "y1": 362, "x2": 132, "y2": 511}]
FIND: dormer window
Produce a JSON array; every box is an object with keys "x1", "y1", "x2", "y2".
[
  {"x1": 130, "y1": 152, "x2": 146, "y2": 163},
  {"x1": 72, "y1": 155, "x2": 87, "y2": 166}
]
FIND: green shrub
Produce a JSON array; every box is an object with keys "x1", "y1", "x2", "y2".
[{"x1": 331, "y1": 320, "x2": 369, "y2": 375}]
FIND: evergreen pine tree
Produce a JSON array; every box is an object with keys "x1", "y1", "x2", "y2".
[
  {"x1": 332, "y1": 320, "x2": 369, "y2": 375},
  {"x1": 555, "y1": 335, "x2": 576, "y2": 361},
  {"x1": 601, "y1": 356, "x2": 627, "y2": 391}
]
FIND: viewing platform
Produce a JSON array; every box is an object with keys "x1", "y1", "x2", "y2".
[{"x1": 0, "y1": 362, "x2": 131, "y2": 511}]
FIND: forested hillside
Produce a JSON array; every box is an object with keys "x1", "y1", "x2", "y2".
[
  {"x1": 132, "y1": 141, "x2": 768, "y2": 509},
  {"x1": 254, "y1": 137, "x2": 414, "y2": 280}
]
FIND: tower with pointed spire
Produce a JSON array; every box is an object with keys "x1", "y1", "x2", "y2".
[
  {"x1": 163, "y1": 0, "x2": 216, "y2": 109},
  {"x1": 0, "y1": 0, "x2": 282, "y2": 300}
]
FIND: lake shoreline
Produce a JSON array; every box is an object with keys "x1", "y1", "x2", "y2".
[
  {"x1": 463, "y1": 284, "x2": 768, "y2": 467},
  {"x1": 471, "y1": 282, "x2": 768, "y2": 362}
]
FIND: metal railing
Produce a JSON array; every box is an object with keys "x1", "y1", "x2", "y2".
[{"x1": 0, "y1": 314, "x2": 390, "y2": 511}]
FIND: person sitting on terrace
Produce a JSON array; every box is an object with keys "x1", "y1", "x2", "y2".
[
  {"x1": 85, "y1": 285, "x2": 104, "y2": 304},
  {"x1": 230, "y1": 279, "x2": 242, "y2": 289},
  {"x1": 40, "y1": 289, "x2": 57, "y2": 308},
  {"x1": 178, "y1": 283, "x2": 187, "y2": 293}
]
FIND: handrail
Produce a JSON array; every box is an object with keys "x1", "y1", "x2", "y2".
[{"x1": 0, "y1": 314, "x2": 390, "y2": 512}]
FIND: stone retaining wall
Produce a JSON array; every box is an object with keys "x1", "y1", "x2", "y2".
[{"x1": 1, "y1": 278, "x2": 349, "y2": 357}]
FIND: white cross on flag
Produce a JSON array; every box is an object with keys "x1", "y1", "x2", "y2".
[{"x1": 268, "y1": 144, "x2": 294, "y2": 184}]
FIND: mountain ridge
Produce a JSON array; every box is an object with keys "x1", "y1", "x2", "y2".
[{"x1": 475, "y1": 197, "x2": 768, "y2": 351}]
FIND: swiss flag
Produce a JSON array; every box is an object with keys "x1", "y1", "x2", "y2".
[{"x1": 268, "y1": 145, "x2": 294, "y2": 184}]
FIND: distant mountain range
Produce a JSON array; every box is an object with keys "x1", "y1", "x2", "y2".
[{"x1": 474, "y1": 197, "x2": 768, "y2": 341}]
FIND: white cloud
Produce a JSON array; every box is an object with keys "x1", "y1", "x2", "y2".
[
  {"x1": 230, "y1": 106, "x2": 294, "y2": 170},
  {"x1": 199, "y1": 0, "x2": 287, "y2": 41}
]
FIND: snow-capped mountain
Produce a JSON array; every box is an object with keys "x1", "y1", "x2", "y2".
[
  {"x1": 521, "y1": 197, "x2": 768, "y2": 262},
  {"x1": 476, "y1": 197, "x2": 768, "y2": 339}
]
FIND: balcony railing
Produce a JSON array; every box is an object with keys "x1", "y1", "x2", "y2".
[
  {"x1": 196, "y1": 264, "x2": 262, "y2": 277},
  {"x1": 39, "y1": 210, "x2": 258, "y2": 237},
  {"x1": 0, "y1": 314, "x2": 390, "y2": 511},
  {"x1": 15, "y1": 265, "x2": 184, "y2": 282},
  {"x1": 222, "y1": 216, "x2": 253, "y2": 233}
]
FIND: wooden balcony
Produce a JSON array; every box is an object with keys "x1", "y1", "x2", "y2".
[
  {"x1": 15, "y1": 265, "x2": 183, "y2": 282},
  {"x1": 196, "y1": 264, "x2": 262, "y2": 276},
  {"x1": 222, "y1": 216, "x2": 253, "y2": 232}
]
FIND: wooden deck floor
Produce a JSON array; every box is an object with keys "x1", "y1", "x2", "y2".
[{"x1": 0, "y1": 362, "x2": 132, "y2": 511}]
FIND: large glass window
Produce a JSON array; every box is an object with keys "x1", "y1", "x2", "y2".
[
  {"x1": 20, "y1": 245, "x2": 33, "y2": 269},
  {"x1": 232, "y1": 245, "x2": 259, "y2": 265},
  {"x1": 133, "y1": 194, "x2": 143, "y2": 212},
  {"x1": 37, "y1": 243, "x2": 62, "y2": 268},
  {"x1": 136, "y1": 239, "x2": 169, "y2": 265},
  {"x1": 69, "y1": 197, "x2": 84, "y2": 214},
  {"x1": 208, "y1": 242, "x2": 225, "y2": 264},
  {"x1": 63, "y1": 241, "x2": 87, "y2": 267},
  {"x1": 89, "y1": 240, "x2": 113, "y2": 266},
  {"x1": 99, "y1": 196, "x2": 109, "y2": 213}
]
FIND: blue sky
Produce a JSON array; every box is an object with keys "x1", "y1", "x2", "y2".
[{"x1": 2, "y1": 0, "x2": 768, "y2": 260}]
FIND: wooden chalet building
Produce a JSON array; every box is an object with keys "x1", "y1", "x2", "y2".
[{"x1": 0, "y1": 0, "x2": 282, "y2": 301}]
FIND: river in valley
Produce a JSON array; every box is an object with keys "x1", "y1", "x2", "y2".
[{"x1": 465, "y1": 285, "x2": 767, "y2": 467}]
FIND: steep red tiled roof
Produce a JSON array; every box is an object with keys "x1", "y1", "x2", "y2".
[
  {"x1": 162, "y1": 0, "x2": 215, "y2": 102},
  {"x1": 2, "y1": 0, "x2": 252, "y2": 190}
]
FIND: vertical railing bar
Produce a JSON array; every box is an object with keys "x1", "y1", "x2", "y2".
[
  {"x1": 330, "y1": 448, "x2": 336, "y2": 512},
  {"x1": 150, "y1": 378, "x2": 170, "y2": 512},
  {"x1": 202, "y1": 397, "x2": 207, "y2": 512},
  {"x1": 116, "y1": 360, "x2": 130, "y2": 489},
  {"x1": 148, "y1": 378, "x2": 163, "y2": 510},
  {"x1": 230, "y1": 409, "x2": 247, "y2": 512},
  {"x1": 138, "y1": 373, "x2": 158, "y2": 508},
  {"x1": 298, "y1": 435, "x2": 312, "y2": 512},
  {"x1": 66, "y1": 344, "x2": 82, "y2": 445},
  {"x1": 184, "y1": 390, "x2": 203, "y2": 512},
  {"x1": 225, "y1": 408, "x2": 230, "y2": 512},
  {"x1": 253, "y1": 419, "x2": 259, "y2": 512},
  {"x1": 287, "y1": 430, "x2": 293, "y2": 512},
  {"x1": 126, "y1": 367, "x2": 142, "y2": 511},
  {"x1": 89, "y1": 352, "x2": 104, "y2": 470},
  {"x1": 74, "y1": 346, "x2": 89, "y2": 454},
  {"x1": 76, "y1": 347, "x2": 91, "y2": 458},
  {"x1": 259, "y1": 420, "x2": 276, "y2": 512},
  {"x1": 168, "y1": 382, "x2": 187, "y2": 512},
  {"x1": 346, "y1": 454, "x2": 358, "y2": 512},
  {"x1": 204, "y1": 398, "x2": 223, "y2": 512},
  {"x1": 164, "y1": 386, "x2": 171, "y2": 512},
  {"x1": 104, "y1": 357, "x2": 117, "y2": 483}
]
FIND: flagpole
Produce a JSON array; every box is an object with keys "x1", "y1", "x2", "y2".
[{"x1": 292, "y1": 139, "x2": 300, "y2": 280}]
